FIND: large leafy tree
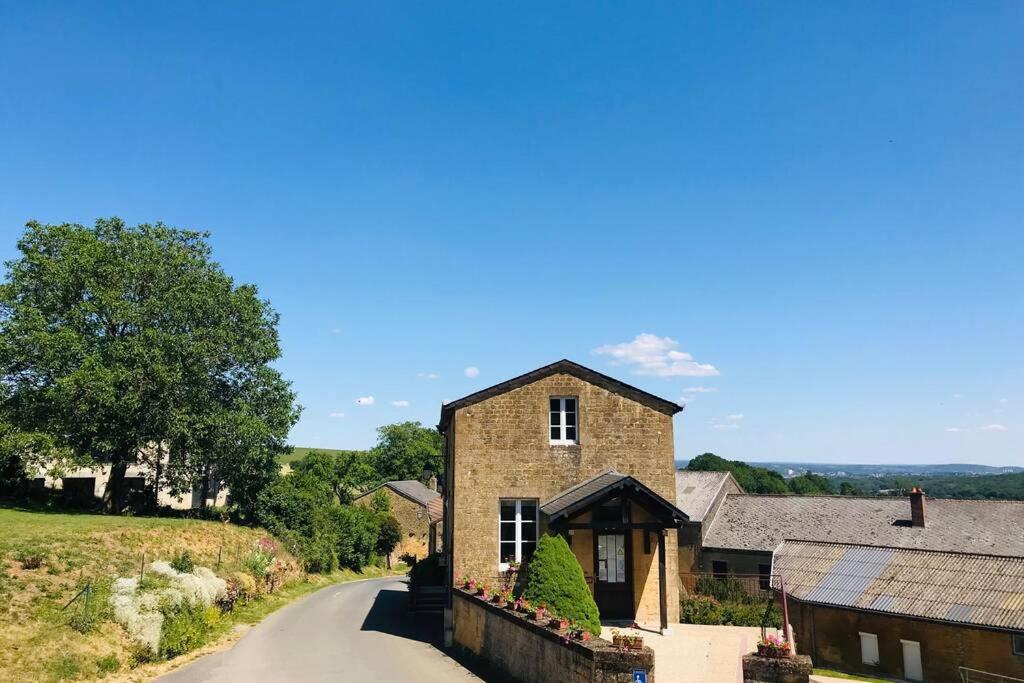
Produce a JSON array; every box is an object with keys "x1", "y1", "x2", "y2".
[
  {"x1": 370, "y1": 421, "x2": 443, "y2": 484},
  {"x1": 0, "y1": 218, "x2": 299, "y2": 512}
]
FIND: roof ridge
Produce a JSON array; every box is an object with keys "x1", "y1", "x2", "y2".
[{"x1": 725, "y1": 493, "x2": 1024, "y2": 503}]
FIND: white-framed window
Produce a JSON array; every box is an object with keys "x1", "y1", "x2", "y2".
[
  {"x1": 549, "y1": 397, "x2": 578, "y2": 444},
  {"x1": 859, "y1": 632, "x2": 880, "y2": 666},
  {"x1": 1013, "y1": 633, "x2": 1024, "y2": 657},
  {"x1": 499, "y1": 499, "x2": 538, "y2": 570}
]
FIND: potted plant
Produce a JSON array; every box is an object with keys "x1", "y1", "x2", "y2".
[
  {"x1": 529, "y1": 603, "x2": 547, "y2": 621},
  {"x1": 755, "y1": 634, "x2": 792, "y2": 658},
  {"x1": 612, "y1": 629, "x2": 644, "y2": 650},
  {"x1": 465, "y1": 577, "x2": 476, "y2": 591},
  {"x1": 514, "y1": 597, "x2": 531, "y2": 613},
  {"x1": 567, "y1": 622, "x2": 591, "y2": 642},
  {"x1": 548, "y1": 615, "x2": 569, "y2": 630},
  {"x1": 498, "y1": 587, "x2": 514, "y2": 609},
  {"x1": 477, "y1": 583, "x2": 490, "y2": 600}
]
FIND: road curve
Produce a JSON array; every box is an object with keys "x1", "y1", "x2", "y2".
[{"x1": 158, "y1": 577, "x2": 479, "y2": 682}]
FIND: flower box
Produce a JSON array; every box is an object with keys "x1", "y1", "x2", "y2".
[
  {"x1": 548, "y1": 617, "x2": 569, "y2": 630},
  {"x1": 612, "y1": 634, "x2": 644, "y2": 650}
]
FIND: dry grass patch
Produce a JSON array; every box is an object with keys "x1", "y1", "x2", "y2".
[{"x1": 0, "y1": 507, "x2": 327, "y2": 682}]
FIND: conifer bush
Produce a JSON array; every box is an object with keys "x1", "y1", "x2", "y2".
[{"x1": 522, "y1": 534, "x2": 601, "y2": 636}]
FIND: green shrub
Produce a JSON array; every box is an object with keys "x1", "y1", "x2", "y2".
[
  {"x1": 169, "y1": 551, "x2": 195, "y2": 574},
  {"x1": 694, "y1": 574, "x2": 755, "y2": 603},
  {"x1": 679, "y1": 596, "x2": 781, "y2": 627},
  {"x1": 95, "y1": 654, "x2": 120, "y2": 677},
  {"x1": 158, "y1": 601, "x2": 218, "y2": 659},
  {"x1": 522, "y1": 534, "x2": 601, "y2": 636},
  {"x1": 680, "y1": 595, "x2": 724, "y2": 624},
  {"x1": 375, "y1": 514, "x2": 401, "y2": 561},
  {"x1": 242, "y1": 548, "x2": 273, "y2": 578},
  {"x1": 330, "y1": 504, "x2": 379, "y2": 569}
]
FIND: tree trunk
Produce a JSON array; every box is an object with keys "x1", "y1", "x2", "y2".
[
  {"x1": 200, "y1": 463, "x2": 210, "y2": 511},
  {"x1": 152, "y1": 443, "x2": 163, "y2": 514},
  {"x1": 102, "y1": 459, "x2": 129, "y2": 513}
]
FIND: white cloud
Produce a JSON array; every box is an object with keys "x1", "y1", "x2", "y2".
[
  {"x1": 417, "y1": 372, "x2": 441, "y2": 380},
  {"x1": 593, "y1": 333, "x2": 719, "y2": 377},
  {"x1": 944, "y1": 427, "x2": 963, "y2": 433},
  {"x1": 329, "y1": 412, "x2": 345, "y2": 418},
  {"x1": 355, "y1": 396, "x2": 375, "y2": 406},
  {"x1": 727, "y1": 414, "x2": 744, "y2": 421},
  {"x1": 464, "y1": 366, "x2": 480, "y2": 378},
  {"x1": 684, "y1": 386, "x2": 718, "y2": 394},
  {"x1": 980, "y1": 424, "x2": 1008, "y2": 432},
  {"x1": 712, "y1": 423, "x2": 739, "y2": 431},
  {"x1": 391, "y1": 400, "x2": 409, "y2": 407}
]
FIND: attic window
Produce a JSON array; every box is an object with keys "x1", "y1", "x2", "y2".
[{"x1": 549, "y1": 397, "x2": 578, "y2": 444}]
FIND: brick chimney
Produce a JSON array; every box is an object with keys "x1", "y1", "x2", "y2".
[{"x1": 910, "y1": 488, "x2": 926, "y2": 527}]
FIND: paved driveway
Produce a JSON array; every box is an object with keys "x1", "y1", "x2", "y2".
[{"x1": 159, "y1": 577, "x2": 478, "y2": 682}]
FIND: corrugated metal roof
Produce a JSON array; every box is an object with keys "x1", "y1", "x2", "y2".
[{"x1": 774, "y1": 540, "x2": 1024, "y2": 631}]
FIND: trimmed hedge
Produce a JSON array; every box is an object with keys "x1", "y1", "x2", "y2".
[{"x1": 522, "y1": 534, "x2": 601, "y2": 636}]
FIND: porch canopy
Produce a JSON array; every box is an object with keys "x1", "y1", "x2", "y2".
[{"x1": 541, "y1": 469, "x2": 688, "y2": 632}]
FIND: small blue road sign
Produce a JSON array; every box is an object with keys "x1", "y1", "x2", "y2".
[{"x1": 632, "y1": 670, "x2": 647, "y2": 683}]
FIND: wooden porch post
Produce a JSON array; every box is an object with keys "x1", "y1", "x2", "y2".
[{"x1": 658, "y1": 529, "x2": 668, "y2": 634}]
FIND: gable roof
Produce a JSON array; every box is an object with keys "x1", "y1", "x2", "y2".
[
  {"x1": 540, "y1": 469, "x2": 688, "y2": 525},
  {"x1": 437, "y1": 359, "x2": 683, "y2": 431},
  {"x1": 354, "y1": 480, "x2": 440, "y2": 511},
  {"x1": 773, "y1": 540, "x2": 1024, "y2": 631},
  {"x1": 702, "y1": 494, "x2": 1024, "y2": 557},
  {"x1": 675, "y1": 470, "x2": 742, "y2": 522}
]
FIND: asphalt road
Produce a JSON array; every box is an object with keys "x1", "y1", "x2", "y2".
[{"x1": 159, "y1": 577, "x2": 480, "y2": 682}]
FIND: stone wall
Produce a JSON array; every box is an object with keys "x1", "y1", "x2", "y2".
[
  {"x1": 354, "y1": 486, "x2": 436, "y2": 562},
  {"x1": 449, "y1": 372, "x2": 679, "y2": 625},
  {"x1": 741, "y1": 654, "x2": 811, "y2": 683},
  {"x1": 452, "y1": 588, "x2": 655, "y2": 683},
  {"x1": 791, "y1": 601, "x2": 1024, "y2": 681}
]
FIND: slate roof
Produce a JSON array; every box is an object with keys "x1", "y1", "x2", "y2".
[
  {"x1": 540, "y1": 469, "x2": 688, "y2": 524},
  {"x1": 773, "y1": 541, "x2": 1024, "y2": 631},
  {"x1": 541, "y1": 470, "x2": 628, "y2": 517},
  {"x1": 355, "y1": 480, "x2": 441, "y2": 519},
  {"x1": 675, "y1": 471, "x2": 740, "y2": 522},
  {"x1": 702, "y1": 494, "x2": 1024, "y2": 556},
  {"x1": 438, "y1": 359, "x2": 683, "y2": 430}
]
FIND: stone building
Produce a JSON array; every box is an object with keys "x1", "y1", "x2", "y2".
[
  {"x1": 775, "y1": 540, "x2": 1024, "y2": 682},
  {"x1": 439, "y1": 359, "x2": 688, "y2": 642},
  {"x1": 353, "y1": 479, "x2": 442, "y2": 562}
]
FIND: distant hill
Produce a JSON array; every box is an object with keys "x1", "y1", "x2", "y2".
[
  {"x1": 676, "y1": 460, "x2": 1023, "y2": 477},
  {"x1": 282, "y1": 446, "x2": 365, "y2": 465}
]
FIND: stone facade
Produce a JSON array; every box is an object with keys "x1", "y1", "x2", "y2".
[
  {"x1": 445, "y1": 370, "x2": 680, "y2": 626},
  {"x1": 354, "y1": 486, "x2": 438, "y2": 563},
  {"x1": 452, "y1": 588, "x2": 655, "y2": 683},
  {"x1": 791, "y1": 602, "x2": 1024, "y2": 682},
  {"x1": 741, "y1": 654, "x2": 812, "y2": 683}
]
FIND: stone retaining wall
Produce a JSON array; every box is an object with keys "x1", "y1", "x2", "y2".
[{"x1": 451, "y1": 588, "x2": 654, "y2": 683}]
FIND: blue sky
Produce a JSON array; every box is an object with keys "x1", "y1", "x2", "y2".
[{"x1": 1, "y1": 2, "x2": 1021, "y2": 465}]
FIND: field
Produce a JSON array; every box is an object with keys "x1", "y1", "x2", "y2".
[
  {"x1": 281, "y1": 446, "x2": 362, "y2": 465},
  {"x1": 0, "y1": 506, "x2": 401, "y2": 682}
]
